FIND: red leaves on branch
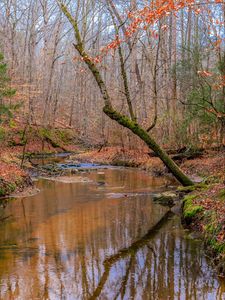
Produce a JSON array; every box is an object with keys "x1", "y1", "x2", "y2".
[
  {"x1": 197, "y1": 70, "x2": 213, "y2": 77},
  {"x1": 74, "y1": 0, "x2": 223, "y2": 65},
  {"x1": 197, "y1": 70, "x2": 225, "y2": 94}
]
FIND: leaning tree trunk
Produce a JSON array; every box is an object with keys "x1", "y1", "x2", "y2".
[
  {"x1": 103, "y1": 106, "x2": 193, "y2": 186},
  {"x1": 58, "y1": 2, "x2": 194, "y2": 187}
]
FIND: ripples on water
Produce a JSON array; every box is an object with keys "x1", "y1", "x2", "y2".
[{"x1": 0, "y1": 168, "x2": 224, "y2": 299}]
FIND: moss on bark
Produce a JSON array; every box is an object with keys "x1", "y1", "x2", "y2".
[{"x1": 103, "y1": 106, "x2": 194, "y2": 186}]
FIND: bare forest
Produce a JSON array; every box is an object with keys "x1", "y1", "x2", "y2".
[
  {"x1": 0, "y1": 1, "x2": 224, "y2": 298},
  {"x1": 1, "y1": 0, "x2": 224, "y2": 147}
]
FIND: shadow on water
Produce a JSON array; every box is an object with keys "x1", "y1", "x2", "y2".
[{"x1": 0, "y1": 168, "x2": 224, "y2": 299}]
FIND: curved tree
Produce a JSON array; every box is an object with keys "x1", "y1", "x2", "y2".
[{"x1": 57, "y1": 0, "x2": 197, "y2": 186}]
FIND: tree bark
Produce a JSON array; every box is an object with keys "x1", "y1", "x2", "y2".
[{"x1": 103, "y1": 106, "x2": 193, "y2": 186}]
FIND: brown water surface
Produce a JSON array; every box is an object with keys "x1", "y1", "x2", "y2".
[{"x1": 0, "y1": 168, "x2": 224, "y2": 300}]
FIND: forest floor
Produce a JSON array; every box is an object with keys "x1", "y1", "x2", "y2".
[{"x1": 0, "y1": 128, "x2": 224, "y2": 276}]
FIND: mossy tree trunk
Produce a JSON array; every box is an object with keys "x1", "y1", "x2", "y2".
[
  {"x1": 103, "y1": 106, "x2": 193, "y2": 186},
  {"x1": 58, "y1": 1, "x2": 194, "y2": 186}
]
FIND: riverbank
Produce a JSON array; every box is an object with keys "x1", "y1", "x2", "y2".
[
  {"x1": 182, "y1": 183, "x2": 225, "y2": 277},
  {"x1": 0, "y1": 125, "x2": 81, "y2": 198},
  {"x1": 75, "y1": 146, "x2": 225, "y2": 276},
  {"x1": 176, "y1": 151, "x2": 224, "y2": 277},
  {"x1": 0, "y1": 160, "x2": 32, "y2": 198}
]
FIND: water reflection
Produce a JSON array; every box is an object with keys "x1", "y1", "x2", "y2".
[{"x1": 0, "y1": 169, "x2": 224, "y2": 300}]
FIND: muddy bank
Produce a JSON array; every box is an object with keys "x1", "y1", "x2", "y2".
[
  {"x1": 181, "y1": 183, "x2": 225, "y2": 277},
  {"x1": 180, "y1": 153, "x2": 225, "y2": 277},
  {"x1": 0, "y1": 161, "x2": 33, "y2": 199},
  {"x1": 0, "y1": 125, "x2": 84, "y2": 198}
]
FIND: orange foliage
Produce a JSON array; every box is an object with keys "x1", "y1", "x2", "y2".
[
  {"x1": 77, "y1": 0, "x2": 224, "y2": 66},
  {"x1": 197, "y1": 70, "x2": 213, "y2": 77}
]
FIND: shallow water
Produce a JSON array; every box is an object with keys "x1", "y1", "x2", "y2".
[{"x1": 0, "y1": 168, "x2": 224, "y2": 300}]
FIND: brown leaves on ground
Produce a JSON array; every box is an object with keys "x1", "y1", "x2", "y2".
[
  {"x1": 0, "y1": 161, "x2": 26, "y2": 182},
  {"x1": 181, "y1": 152, "x2": 225, "y2": 180},
  {"x1": 182, "y1": 152, "x2": 225, "y2": 245},
  {"x1": 0, "y1": 124, "x2": 78, "y2": 154},
  {"x1": 192, "y1": 183, "x2": 225, "y2": 245},
  {"x1": 77, "y1": 146, "x2": 225, "y2": 179},
  {"x1": 76, "y1": 146, "x2": 165, "y2": 173}
]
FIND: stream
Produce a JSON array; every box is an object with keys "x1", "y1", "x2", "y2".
[{"x1": 0, "y1": 164, "x2": 224, "y2": 299}]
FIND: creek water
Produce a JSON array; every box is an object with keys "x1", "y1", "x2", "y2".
[{"x1": 0, "y1": 167, "x2": 224, "y2": 299}]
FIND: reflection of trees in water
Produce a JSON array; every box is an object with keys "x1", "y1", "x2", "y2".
[
  {"x1": 87, "y1": 212, "x2": 221, "y2": 300},
  {"x1": 0, "y1": 199, "x2": 12, "y2": 223},
  {"x1": 89, "y1": 211, "x2": 174, "y2": 300},
  {"x1": 0, "y1": 212, "x2": 223, "y2": 299},
  {"x1": 49, "y1": 213, "x2": 223, "y2": 300},
  {"x1": 0, "y1": 174, "x2": 223, "y2": 299}
]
